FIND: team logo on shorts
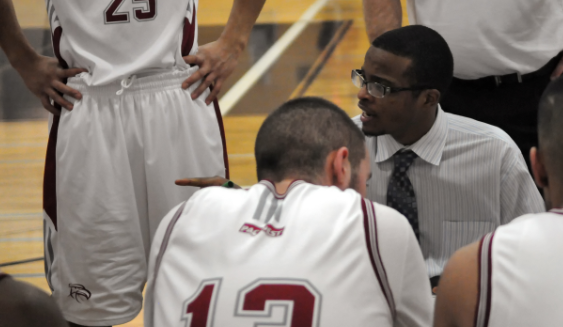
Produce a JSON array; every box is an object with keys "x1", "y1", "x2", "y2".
[{"x1": 68, "y1": 283, "x2": 91, "y2": 302}]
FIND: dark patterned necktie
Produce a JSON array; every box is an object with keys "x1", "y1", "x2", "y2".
[{"x1": 386, "y1": 149, "x2": 419, "y2": 240}]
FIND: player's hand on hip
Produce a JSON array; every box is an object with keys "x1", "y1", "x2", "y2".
[
  {"x1": 176, "y1": 176, "x2": 241, "y2": 189},
  {"x1": 182, "y1": 39, "x2": 240, "y2": 105},
  {"x1": 551, "y1": 55, "x2": 563, "y2": 80},
  {"x1": 16, "y1": 55, "x2": 87, "y2": 115}
]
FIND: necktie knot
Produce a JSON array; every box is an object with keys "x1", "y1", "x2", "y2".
[{"x1": 393, "y1": 149, "x2": 418, "y2": 171}]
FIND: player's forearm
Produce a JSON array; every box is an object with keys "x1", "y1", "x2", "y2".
[
  {"x1": 0, "y1": 0, "x2": 39, "y2": 70},
  {"x1": 219, "y1": 0, "x2": 266, "y2": 53},
  {"x1": 363, "y1": 0, "x2": 402, "y2": 42}
]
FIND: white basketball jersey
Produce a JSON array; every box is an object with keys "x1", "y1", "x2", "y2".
[
  {"x1": 145, "y1": 180, "x2": 433, "y2": 327},
  {"x1": 475, "y1": 209, "x2": 563, "y2": 327},
  {"x1": 45, "y1": 0, "x2": 198, "y2": 85}
]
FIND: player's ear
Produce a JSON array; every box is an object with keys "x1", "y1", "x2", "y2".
[
  {"x1": 530, "y1": 147, "x2": 548, "y2": 188},
  {"x1": 327, "y1": 147, "x2": 351, "y2": 191}
]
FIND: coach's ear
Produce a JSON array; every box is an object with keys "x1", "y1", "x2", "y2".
[
  {"x1": 530, "y1": 147, "x2": 548, "y2": 188},
  {"x1": 324, "y1": 147, "x2": 351, "y2": 191}
]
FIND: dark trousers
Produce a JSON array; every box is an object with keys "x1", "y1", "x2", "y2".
[{"x1": 440, "y1": 56, "x2": 560, "y2": 173}]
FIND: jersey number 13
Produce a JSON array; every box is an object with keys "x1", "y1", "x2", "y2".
[{"x1": 182, "y1": 278, "x2": 322, "y2": 327}]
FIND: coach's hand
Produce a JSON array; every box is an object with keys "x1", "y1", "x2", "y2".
[
  {"x1": 182, "y1": 38, "x2": 240, "y2": 106},
  {"x1": 15, "y1": 55, "x2": 86, "y2": 115},
  {"x1": 175, "y1": 176, "x2": 242, "y2": 189}
]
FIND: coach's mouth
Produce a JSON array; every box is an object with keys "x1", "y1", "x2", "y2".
[{"x1": 358, "y1": 103, "x2": 375, "y2": 123}]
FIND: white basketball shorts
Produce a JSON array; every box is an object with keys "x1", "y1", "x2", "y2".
[{"x1": 42, "y1": 68, "x2": 229, "y2": 326}]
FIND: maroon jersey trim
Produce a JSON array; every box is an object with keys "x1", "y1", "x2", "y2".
[
  {"x1": 362, "y1": 198, "x2": 396, "y2": 319},
  {"x1": 474, "y1": 231, "x2": 495, "y2": 327},
  {"x1": 52, "y1": 26, "x2": 69, "y2": 69},
  {"x1": 146, "y1": 200, "x2": 188, "y2": 325},
  {"x1": 181, "y1": 8, "x2": 197, "y2": 57},
  {"x1": 258, "y1": 180, "x2": 306, "y2": 199},
  {"x1": 211, "y1": 93, "x2": 230, "y2": 179},
  {"x1": 549, "y1": 208, "x2": 563, "y2": 216}
]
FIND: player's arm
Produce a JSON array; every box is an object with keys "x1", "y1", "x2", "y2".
[
  {"x1": 433, "y1": 241, "x2": 480, "y2": 327},
  {"x1": 182, "y1": 0, "x2": 266, "y2": 105},
  {"x1": 0, "y1": 276, "x2": 68, "y2": 327},
  {"x1": 363, "y1": 0, "x2": 402, "y2": 42},
  {"x1": 175, "y1": 176, "x2": 242, "y2": 189},
  {"x1": 0, "y1": 0, "x2": 86, "y2": 114}
]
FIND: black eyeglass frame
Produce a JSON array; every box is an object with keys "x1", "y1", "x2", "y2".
[{"x1": 351, "y1": 69, "x2": 431, "y2": 98}]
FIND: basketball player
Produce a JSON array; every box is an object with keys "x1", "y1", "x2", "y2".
[
  {"x1": 145, "y1": 97, "x2": 433, "y2": 327},
  {"x1": 0, "y1": 272, "x2": 68, "y2": 327},
  {"x1": 434, "y1": 77, "x2": 563, "y2": 327},
  {"x1": 1, "y1": 0, "x2": 266, "y2": 326}
]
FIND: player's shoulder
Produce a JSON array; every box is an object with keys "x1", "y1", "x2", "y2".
[
  {"x1": 369, "y1": 201, "x2": 415, "y2": 239},
  {"x1": 494, "y1": 210, "x2": 562, "y2": 243}
]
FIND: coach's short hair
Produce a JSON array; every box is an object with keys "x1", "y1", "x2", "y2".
[
  {"x1": 255, "y1": 97, "x2": 366, "y2": 183},
  {"x1": 371, "y1": 25, "x2": 454, "y2": 98},
  {"x1": 538, "y1": 77, "x2": 563, "y2": 180}
]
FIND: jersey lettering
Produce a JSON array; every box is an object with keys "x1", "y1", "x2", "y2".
[
  {"x1": 104, "y1": 0, "x2": 157, "y2": 24},
  {"x1": 181, "y1": 279, "x2": 321, "y2": 327},
  {"x1": 181, "y1": 279, "x2": 222, "y2": 327},
  {"x1": 104, "y1": 0, "x2": 129, "y2": 23},
  {"x1": 239, "y1": 223, "x2": 284, "y2": 237},
  {"x1": 236, "y1": 279, "x2": 321, "y2": 327}
]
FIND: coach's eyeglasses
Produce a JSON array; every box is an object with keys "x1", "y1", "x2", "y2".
[{"x1": 351, "y1": 69, "x2": 429, "y2": 98}]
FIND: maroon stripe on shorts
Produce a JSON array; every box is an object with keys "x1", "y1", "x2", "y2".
[
  {"x1": 211, "y1": 92, "x2": 230, "y2": 179},
  {"x1": 181, "y1": 8, "x2": 197, "y2": 56},
  {"x1": 43, "y1": 26, "x2": 69, "y2": 230},
  {"x1": 43, "y1": 115, "x2": 60, "y2": 229}
]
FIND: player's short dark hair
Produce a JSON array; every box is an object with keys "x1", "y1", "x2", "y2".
[
  {"x1": 255, "y1": 97, "x2": 366, "y2": 183},
  {"x1": 538, "y1": 77, "x2": 563, "y2": 179},
  {"x1": 371, "y1": 25, "x2": 454, "y2": 98}
]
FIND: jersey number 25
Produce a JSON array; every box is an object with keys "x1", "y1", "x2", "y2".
[{"x1": 104, "y1": 0, "x2": 156, "y2": 23}]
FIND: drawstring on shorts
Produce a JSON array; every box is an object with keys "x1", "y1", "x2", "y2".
[{"x1": 116, "y1": 75, "x2": 137, "y2": 95}]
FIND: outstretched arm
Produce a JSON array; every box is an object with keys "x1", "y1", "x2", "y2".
[
  {"x1": 0, "y1": 0, "x2": 85, "y2": 114},
  {"x1": 182, "y1": 0, "x2": 266, "y2": 105},
  {"x1": 363, "y1": 0, "x2": 402, "y2": 42}
]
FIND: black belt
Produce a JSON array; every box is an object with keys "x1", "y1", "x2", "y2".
[{"x1": 452, "y1": 51, "x2": 563, "y2": 89}]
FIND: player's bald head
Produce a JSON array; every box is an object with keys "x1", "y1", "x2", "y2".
[
  {"x1": 538, "y1": 77, "x2": 563, "y2": 181},
  {"x1": 255, "y1": 97, "x2": 366, "y2": 183}
]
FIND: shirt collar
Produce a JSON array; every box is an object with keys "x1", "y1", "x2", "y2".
[{"x1": 375, "y1": 105, "x2": 449, "y2": 166}]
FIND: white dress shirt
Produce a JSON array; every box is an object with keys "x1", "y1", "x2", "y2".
[
  {"x1": 405, "y1": 0, "x2": 563, "y2": 79},
  {"x1": 353, "y1": 106, "x2": 545, "y2": 277}
]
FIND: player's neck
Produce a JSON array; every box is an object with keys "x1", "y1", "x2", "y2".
[{"x1": 273, "y1": 179, "x2": 297, "y2": 194}]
